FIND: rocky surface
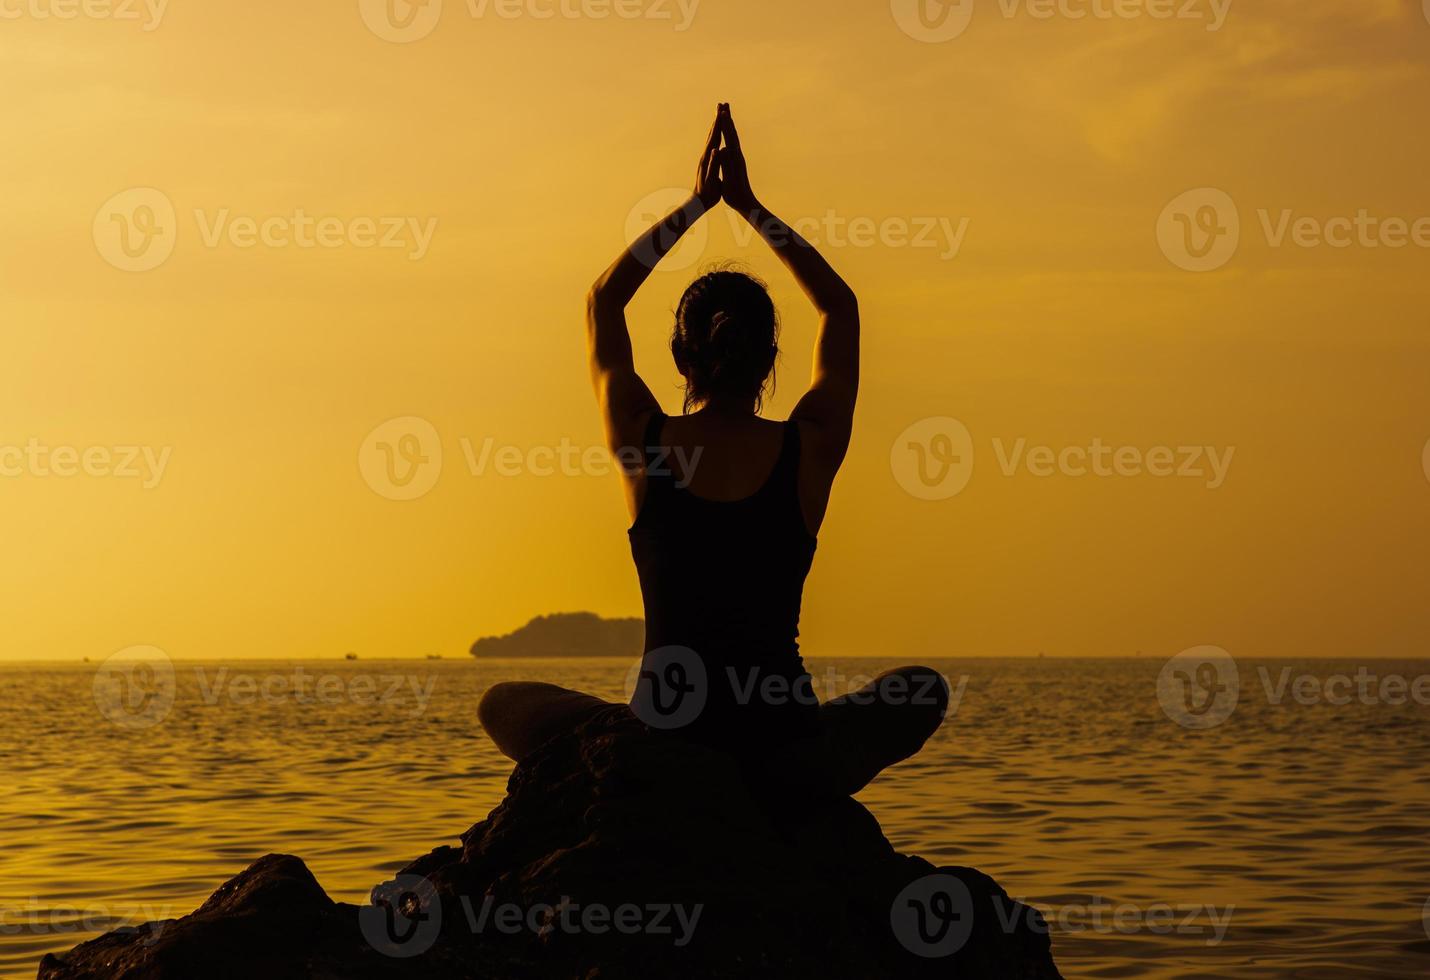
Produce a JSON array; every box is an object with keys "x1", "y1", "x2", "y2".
[{"x1": 39, "y1": 711, "x2": 1061, "y2": 979}]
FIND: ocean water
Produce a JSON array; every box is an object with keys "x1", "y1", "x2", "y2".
[{"x1": 3, "y1": 656, "x2": 1429, "y2": 979}]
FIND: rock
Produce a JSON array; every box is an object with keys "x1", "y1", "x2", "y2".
[{"x1": 39, "y1": 711, "x2": 1062, "y2": 979}]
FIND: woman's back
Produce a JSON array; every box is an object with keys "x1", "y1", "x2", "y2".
[
  {"x1": 630, "y1": 410, "x2": 817, "y2": 657},
  {"x1": 629, "y1": 409, "x2": 820, "y2": 745}
]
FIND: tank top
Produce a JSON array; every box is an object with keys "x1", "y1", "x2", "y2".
[{"x1": 628, "y1": 411, "x2": 820, "y2": 751}]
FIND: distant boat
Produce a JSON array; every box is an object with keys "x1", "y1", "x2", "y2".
[{"x1": 345, "y1": 653, "x2": 358, "y2": 661}]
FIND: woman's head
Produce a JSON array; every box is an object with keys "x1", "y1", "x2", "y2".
[{"x1": 671, "y1": 266, "x2": 779, "y2": 413}]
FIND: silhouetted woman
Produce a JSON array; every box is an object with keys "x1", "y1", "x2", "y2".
[{"x1": 479, "y1": 105, "x2": 948, "y2": 796}]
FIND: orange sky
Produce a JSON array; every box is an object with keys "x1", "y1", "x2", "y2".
[{"x1": 2, "y1": 1, "x2": 1428, "y2": 661}]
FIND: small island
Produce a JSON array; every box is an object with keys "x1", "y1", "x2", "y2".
[{"x1": 470, "y1": 612, "x2": 644, "y2": 659}]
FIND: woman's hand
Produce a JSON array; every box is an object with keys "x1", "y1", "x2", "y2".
[
  {"x1": 694, "y1": 106, "x2": 724, "y2": 212},
  {"x1": 717, "y1": 104, "x2": 757, "y2": 214}
]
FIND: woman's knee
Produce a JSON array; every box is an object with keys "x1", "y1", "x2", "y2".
[
  {"x1": 882, "y1": 665, "x2": 950, "y2": 735},
  {"x1": 477, "y1": 681, "x2": 550, "y2": 734}
]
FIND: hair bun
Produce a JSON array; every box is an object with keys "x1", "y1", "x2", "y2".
[{"x1": 671, "y1": 268, "x2": 780, "y2": 412}]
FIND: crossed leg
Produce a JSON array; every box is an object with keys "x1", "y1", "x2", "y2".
[
  {"x1": 768, "y1": 665, "x2": 951, "y2": 798},
  {"x1": 477, "y1": 665, "x2": 951, "y2": 797},
  {"x1": 477, "y1": 681, "x2": 620, "y2": 764}
]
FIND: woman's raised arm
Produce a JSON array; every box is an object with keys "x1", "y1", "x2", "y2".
[
  {"x1": 718, "y1": 106, "x2": 859, "y2": 464},
  {"x1": 586, "y1": 108, "x2": 725, "y2": 455}
]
